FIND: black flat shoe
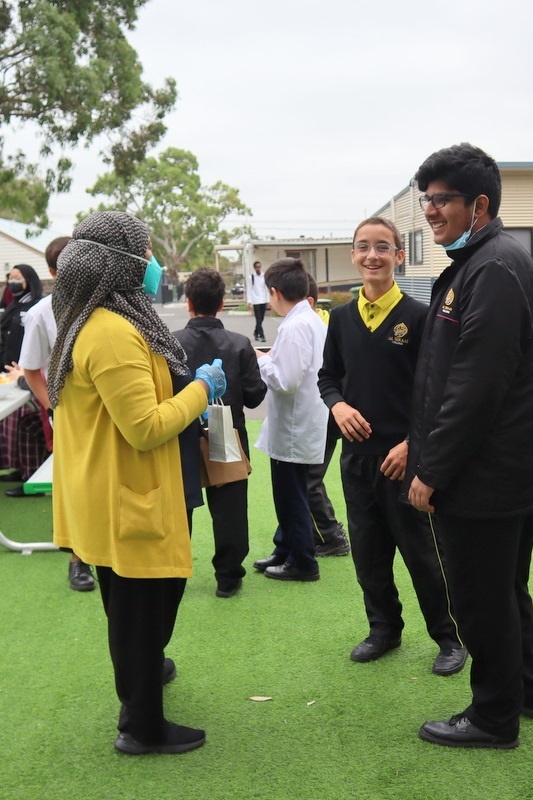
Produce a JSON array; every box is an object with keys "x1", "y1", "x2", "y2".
[
  {"x1": 264, "y1": 563, "x2": 319, "y2": 582},
  {"x1": 5, "y1": 485, "x2": 43, "y2": 497},
  {"x1": 419, "y1": 714, "x2": 518, "y2": 749},
  {"x1": 350, "y1": 635, "x2": 402, "y2": 663},
  {"x1": 432, "y1": 646, "x2": 468, "y2": 676},
  {"x1": 162, "y1": 658, "x2": 177, "y2": 685},
  {"x1": 253, "y1": 554, "x2": 285, "y2": 572},
  {"x1": 215, "y1": 579, "x2": 242, "y2": 598},
  {"x1": 114, "y1": 723, "x2": 206, "y2": 755}
]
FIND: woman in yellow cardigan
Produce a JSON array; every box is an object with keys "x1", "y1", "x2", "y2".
[{"x1": 47, "y1": 211, "x2": 226, "y2": 755}]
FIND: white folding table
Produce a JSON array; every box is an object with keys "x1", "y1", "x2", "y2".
[{"x1": 0, "y1": 387, "x2": 57, "y2": 553}]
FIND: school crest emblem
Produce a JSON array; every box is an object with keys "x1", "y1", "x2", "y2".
[
  {"x1": 389, "y1": 322, "x2": 409, "y2": 345},
  {"x1": 393, "y1": 323, "x2": 408, "y2": 339},
  {"x1": 445, "y1": 288, "x2": 455, "y2": 306}
]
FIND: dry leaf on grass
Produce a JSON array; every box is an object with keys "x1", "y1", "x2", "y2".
[
  {"x1": 307, "y1": 701, "x2": 316, "y2": 706},
  {"x1": 249, "y1": 696, "x2": 273, "y2": 702}
]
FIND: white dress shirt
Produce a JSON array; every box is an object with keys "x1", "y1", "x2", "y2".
[
  {"x1": 255, "y1": 300, "x2": 328, "y2": 464},
  {"x1": 18, "y1": 294, "x2": 56, "y2": 374},
  {"x1": 246, "y1": 271, "x2": 269, "y2": 305}
]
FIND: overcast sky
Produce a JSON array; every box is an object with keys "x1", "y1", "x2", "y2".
[{"x1": 10, "y1": 0, "x2": 533, "y2": 241}]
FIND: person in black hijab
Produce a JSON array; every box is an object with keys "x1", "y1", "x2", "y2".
[
  {"x1": 0, "y1": 264, "x2": 47, "y2": 495},
  {"x1": 0, "y1": 264, "x2": 42, "y2": 367}
]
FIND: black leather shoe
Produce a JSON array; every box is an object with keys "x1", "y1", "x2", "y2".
[
  {"x1": 419, "y1": 714, "x2": 518, "y2": 749},
  {"x1": 253, "y1": 554, "x2": 285, "y2": 572},
  {"x1": 162, "y1": 658, "x2": 177, "y2": 685},
  {"x1": 350, "y1": 635, "x2": 401, "y2": 663},
  {"x1": 432, "y1": 646, "x2": 468, "y2": 676},
  {"x1": 264, "y1": 563, "x2": 319, "y2": 582},
  {"x1": 5, "y1": 484, "x2": 43, "y2": 497},
  {"x1": 215, "y1": 579, "x2": 242, "y2": 598}
]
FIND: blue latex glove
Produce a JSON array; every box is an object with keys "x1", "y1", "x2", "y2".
[{"x1": 194, "y1": 358, "x2": 227, "y2": 404}]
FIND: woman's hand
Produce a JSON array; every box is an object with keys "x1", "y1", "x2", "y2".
[{"x1": 194, "y1": 359, "x2": 227, "y2": 403}]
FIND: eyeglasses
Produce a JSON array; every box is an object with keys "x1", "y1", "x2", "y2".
[
  {"x1": 419, "y1": 192, "x2": 469, "y2": 211},
  {"x1": 352, "y1": 242, "x2": 398, "y2": 255}
]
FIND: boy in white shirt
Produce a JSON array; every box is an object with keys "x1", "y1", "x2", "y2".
[
  {"x1": 253, "y1": 258, "x2": 328, "y2": 581},
  {"x1": 18, "y1": 236, "x2": 95, "y2": 592},
  {"x1": 246, "y1": 260, "x2": 269, "y2": 342}
]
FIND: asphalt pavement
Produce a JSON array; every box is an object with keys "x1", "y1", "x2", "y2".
[{"x1": 157, "y1": 301, "x2": 281, "y2": 420}]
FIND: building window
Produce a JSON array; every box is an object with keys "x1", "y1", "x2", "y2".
[
  {"x1": 395, "y1": 234, "x2": 406, "y2": 275},
  {"x1": 285, "y1": 249, "x2": 317, "y2": 278},
  {"x1": 408, "y1": 229, "x2": 423, "y2": 265}
]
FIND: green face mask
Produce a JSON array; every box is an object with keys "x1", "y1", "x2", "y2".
[{"x1": 142, "y1": 255, "x2": 163, "y2": 295}]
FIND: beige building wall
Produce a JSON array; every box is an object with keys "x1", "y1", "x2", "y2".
[
  {"x1": 0, "y1": 232, "x2": 49, "y2": 282},
  {"x1": 376, "y1": 166, "x2": 533, "y2": 282},
  {"x1": 499, "y1": 169, "x2": 533, "y2": 225}
]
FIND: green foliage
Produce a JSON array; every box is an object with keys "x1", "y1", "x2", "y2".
[
  {"x1": 328, "y1": 291, "x2": 354, "y2": 307},
  {"x1": 0, "y1": 0, "x2": 177, "y2": 225},
  {"x1": 86, "y1": 147, "x2": 252, "y2": 280}
]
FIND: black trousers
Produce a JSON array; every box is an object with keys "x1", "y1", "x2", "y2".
[
  {"x1": 434, "y1": 513, "x2": 533, "y2": 739},
  {"x1": 271, "y1": 459, "x2": 318, "y2": 572},
  {"x1": 204, "y1": 479, "x2": 249, "y2": 590},
  {"x1": 341, "y1": 453, "x2": 459, "y2": 648},
  {"x1": 252, "y1": 304, "x2": 267, "y2": 339},
  {"x1": 307, "y1": 427, "x2": 340, "y2": 544},
  {"x1": 96, "y1": 566, "x2": 186, "y2": 745}
]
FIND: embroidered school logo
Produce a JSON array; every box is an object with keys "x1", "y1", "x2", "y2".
[
  {"x1": 388, "y1": 322, "x2": 409, "y2": 345},
  {"x1": 394, "y1": 323, "x2": 408, "y2": 339},
  {"x1": 440, "y1": 286, "x2": 456, "y2": 316}
]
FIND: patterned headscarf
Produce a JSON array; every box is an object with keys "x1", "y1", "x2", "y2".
[{"x1": 48, "y1": 210, "x2": 188, "y2": 406}]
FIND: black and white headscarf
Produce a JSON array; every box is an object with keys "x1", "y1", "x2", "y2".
[{"x1": 48, "y1": 211, "x2": 188, "y2": 407}]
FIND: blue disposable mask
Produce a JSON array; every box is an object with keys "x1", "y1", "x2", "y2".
[
  {"x1": 142, "y1": 255, "x2": 163, "y2": 295},
  {"x1": 443, "y1": 203, "x2": 478, "y2": 251}
]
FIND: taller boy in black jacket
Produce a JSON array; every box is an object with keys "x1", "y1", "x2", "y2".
[
  {"x1": 318, "y1": 216, "x2": 465, "y2": 676},
  {"x1": 174, "y1": 268, "x2": 266, "y2": 598},
  {"x1": 408, "y1": 143, "x2": 533, "y2": 750}
]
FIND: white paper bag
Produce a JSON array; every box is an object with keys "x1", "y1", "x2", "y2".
[{"x1": 207, "y1": 399, "x2": 242, "y2": 463}]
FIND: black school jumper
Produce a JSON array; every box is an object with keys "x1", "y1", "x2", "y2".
[{"x1": 319, "y1": 296, "x2": 461, "y2": 647}]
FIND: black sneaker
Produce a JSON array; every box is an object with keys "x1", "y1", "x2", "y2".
[
  {"x1": 114, "y1": 723, "x2": 206, "y2": 755},
  {"x1": 68, "y1": 560, "x2": 95, "y2": 592},
  {"x1": 315, "y1": 525, "x2": 351, "y2": 557}
]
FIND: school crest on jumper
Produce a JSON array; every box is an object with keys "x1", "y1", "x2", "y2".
[
  {"x1": 388, "y1": 322, "x2": 409, "y2": 345},
  {"x1": 440, "y1": 287, "x2": 455, "y2": 315}
]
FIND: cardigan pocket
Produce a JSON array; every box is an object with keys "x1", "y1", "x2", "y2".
[{"x1": 118, "y1": 485, "x2": 165, "y2": 540}]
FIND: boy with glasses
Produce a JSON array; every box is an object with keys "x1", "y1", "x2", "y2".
[
  {"x1": 318, "y1": 216, "x2": 466, "y2": 675},
  {"x1": 407, "y1": 143, "x2": 533, "y2": 749}
]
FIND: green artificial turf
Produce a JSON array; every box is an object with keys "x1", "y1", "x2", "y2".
[{"x1": 1, "y1": 420, "x2": 532, "y2": 800}]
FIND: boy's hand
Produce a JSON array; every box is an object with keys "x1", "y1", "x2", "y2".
[
  {"x1": 331, "y1": 401, "x2": 372, "y2": 442},
  {"x1": 380, "y1": 440, "x2": 408, "y2": 481},
  {"x1": 408, "y1": 476, "x2": 435, "y2": 513}
]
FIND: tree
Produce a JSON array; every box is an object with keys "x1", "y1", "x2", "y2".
[
  {"x1": 87, "y1": 147, "x2": 252, "y2": 280},
  {"x1": 0, "y1": 0, "x2": 176, "y2": 226}
]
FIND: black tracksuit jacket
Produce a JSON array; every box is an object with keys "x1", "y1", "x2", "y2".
[{"x1": 405, "y1": 217, "x2": 533, "y2": 518}]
